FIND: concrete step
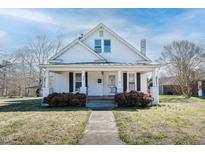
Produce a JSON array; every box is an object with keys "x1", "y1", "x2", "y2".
[
  {"x1": 88, "y1": 100, "x2": 115, "y2": 103},
  {"x1": 86, "y1": 101, "x2": 117, "y2": 110},
  {"x1": 86, "y1": 96, "x2": 117, "y2": 109},
  {"x1": 86, "y1": 103, "x2": 117, "y2": 110},
  {"x1": 87, "y1": 96, "x2": 114, "y2": 101}
]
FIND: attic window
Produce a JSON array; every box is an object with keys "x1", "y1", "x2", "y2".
[{"x1": 99, "y1": 30, "x2": 103, "y2": 37}]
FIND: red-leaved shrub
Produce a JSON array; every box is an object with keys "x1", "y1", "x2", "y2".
[
  {"x1": 115, "y1": 90, "x2": 154, "y2": 107},
  {"x1": 44, "y1": 92, "x2": 86, "y2": 107}
]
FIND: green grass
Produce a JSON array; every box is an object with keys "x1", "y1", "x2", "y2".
[
  {"x1": 113, "y1": 95, "x2": 205, "y2": 145},
  {"x1": 160, "y1": 95, "x2": 205, "y2": 103},
  {"x1": 0, "y1": 98, "x2": 91, "y2": 144}
]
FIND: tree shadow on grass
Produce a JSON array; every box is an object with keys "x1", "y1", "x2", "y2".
[{"x1": 0, "y1": 99, "x2": 90, "y2": 112}]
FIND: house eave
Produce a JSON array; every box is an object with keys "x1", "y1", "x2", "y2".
[{"x1": 40, "y1": 63, "x2": 161, "y2": 72}]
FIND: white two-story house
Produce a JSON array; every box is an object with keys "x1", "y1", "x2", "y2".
[{"x1": 41, "y1": 23, "x2": 160, "y2": 104}]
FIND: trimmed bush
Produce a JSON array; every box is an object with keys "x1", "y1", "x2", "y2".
[
  {"x1": 115, "y1": 90, "x2": 154, "y2": 107},
  {"x1": 44, "y1": 92, "x2": 86, "y2": 107}
]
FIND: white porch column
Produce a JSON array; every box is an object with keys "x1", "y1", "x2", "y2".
[
  {"x1": 43, "y1": 70, "x2": 50, "y2": 97},
  {"x1": 150, "y1": 69, "x2": 159, "y2": 105},
  {"x1": 117, "y1": 70, "x2": 123, "y2": 93},
  {"x1": 140, "y1": 73, "x2": 147, "y2": 93},
  {"x1": 80, "y1": 70, "x2": 87, "y2": 94},
  {"x1": 198, "y1": 81, "x2": 202, "y2": 97}
]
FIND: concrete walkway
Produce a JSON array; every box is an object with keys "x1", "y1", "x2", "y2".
[{"x1": 80, "y1": 111, "x2": 124, "y2": 145}]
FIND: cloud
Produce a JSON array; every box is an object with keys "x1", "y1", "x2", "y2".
[
  {"x1": 1, "y1": 9, "x2": 205, "y2": 61},
  {"x1": 0, "y1": 31, "x2": 9, "y2": 46},
  {"x1": 0, "y1": 9, "x2": 149, "y2": 46},
  {"x1": 0, "y1": 9, "x2": 57, "y2": 25},
  {"x1": 49, "y1": 9, "x2": 149, "y2": 48}
]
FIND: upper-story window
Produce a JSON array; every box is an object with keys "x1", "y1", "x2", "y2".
[
  {"x1": 104, "y1": 40, "x2": 111, "y2": 53},
  {"x1": 94, "y1": 39, "x2": 102, "y2": 53}
]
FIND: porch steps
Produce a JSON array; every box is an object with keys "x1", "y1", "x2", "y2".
[{"x1": 86, "y1": 96, "x2": 117, "y2": 110}]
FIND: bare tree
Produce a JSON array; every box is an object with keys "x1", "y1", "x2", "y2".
[
  {"x1": 27, "y1": 34, "x2": 62, "y2": 88},
  {"x1": 13, "y1": 47, "x2": 38, "y2": 96},
  {"x1": 0, "y1": 51, "x2": 18, "y2": 96},
  {"x1": 159, "y1": 40, "x2": 205, "y2": 98},
  {"x1": 0, "y1": 34, "x2": 63, "y2": 97}
]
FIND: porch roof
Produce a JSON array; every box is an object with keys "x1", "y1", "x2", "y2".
[{"x1": 40, "y1": 62, "x2": 161, "y2": 72}]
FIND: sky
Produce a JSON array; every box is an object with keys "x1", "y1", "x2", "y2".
[{"x1": 0, "y1": 8, "x2": 205, "y2": 61}]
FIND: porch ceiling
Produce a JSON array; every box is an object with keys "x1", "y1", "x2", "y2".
[{"x1": 40, "y1": 63, "x2": 161, "y2": 73}]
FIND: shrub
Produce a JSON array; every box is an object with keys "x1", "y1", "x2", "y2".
[
  {"x1": 115, "y1": 92, "x2": 127, "y2": 106},
  {"x1": 44, "y1": 92, "x2": 86, "y2": 107},
  {"x1": 115, "y1": 91, "x2": 154, "y2": 107}
]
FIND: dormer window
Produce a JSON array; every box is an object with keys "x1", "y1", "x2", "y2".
[{"x1": 94, "y1": 39, "x2": 102, "y2": 53}]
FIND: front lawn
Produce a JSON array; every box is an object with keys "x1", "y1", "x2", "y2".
[
  {"x1": 0, "y1": 98, "x2": 90, "y2": 144},
  {"x1": 113, "y1": 95, "x2": 205, "y2": 144}
]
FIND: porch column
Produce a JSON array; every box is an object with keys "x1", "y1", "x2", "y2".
[
  {"x1": 80, "y1": 70, "x2": 87, "y2": 94},
  {"x1": 42, "y1": 70, "x2": 50, "y2": 97},
  {"x1": 150, "y1": 69, "x2": 159, "y2": 105},
  {"x1": 117, "y1": 70, "x2": 123, "y2": 93},
  {"x1": 198, "y1": 80, "x2": 202, "y2": 97},
  {"x1": 140, "y1": 73, "x2": 147, "y2": 93}
]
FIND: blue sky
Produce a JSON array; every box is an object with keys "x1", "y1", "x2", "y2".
[{"x1": 0, "y1": 8, "x2": 205, "y2": 61}]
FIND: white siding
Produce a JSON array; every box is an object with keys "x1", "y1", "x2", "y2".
[
  {"x1": 83, "y1": 28, "x2": 144, "y2": 63},
  {"x1": 88, "y1": 72, "x2": 103, "y2": 96},
  {"x1": 57, "y1": 43, "x2": 100, "y2": 63},
  {"x1": 54, "y1": 72, "x2": 69, "y2": 93},
  {"x1": 88, "y1": 71, "x2": 117, "y2": 96}
]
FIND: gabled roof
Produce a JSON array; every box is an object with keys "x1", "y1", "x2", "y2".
[
  {"x1": 80, "y1": 23, "x2": 152, "y2": 62},
  {"x1": 50, "y1": 23, "x2": 152, "y2": 62},
  {"x1": 49, "y1": 39, "x2": 106, "y2": 62}
]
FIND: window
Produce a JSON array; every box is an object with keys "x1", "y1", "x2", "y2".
[
  {"x1": 75, "y1": 73, "x2": 82, "y2": 92},
  {"x1": 99, "y1": 30, "x2": 103, "y2": 37},
  {"x1": 104, "y1": 40, "x2": 111, "y2": 52},
  {"x1": 94, "y1": 40, "x2": 101, "y2": 53},
  {"x1": 128, "y1": 73, "x2": 135, "y2": 91}
]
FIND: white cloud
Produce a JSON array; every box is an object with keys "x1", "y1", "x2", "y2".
[
  {"x1": 2, "y1": 9, "x2": 205, "y2": 61},
  {"x1": 0, "y1": 9, "x2": 149, "y2": 47},
  {"x1": 50, "y1": 10, "x2": 149, "y2": 49},
  {"x1": 0, "y1": 31, "x2": 9, "y2": 46},
  {"x1": 0, "y1": 9, "x2": 57, "y2": 25}
]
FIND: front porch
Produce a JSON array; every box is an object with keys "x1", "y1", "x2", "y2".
[{"x1": 41, "y1": 63, "x2": 160, "y2": 104}]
